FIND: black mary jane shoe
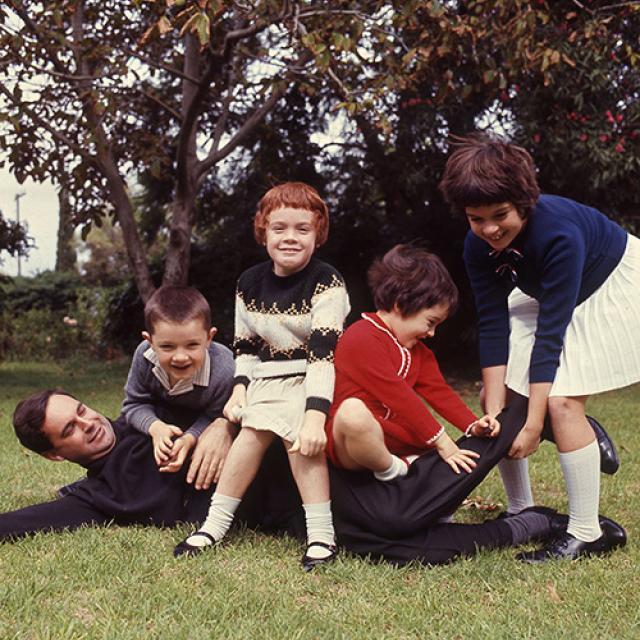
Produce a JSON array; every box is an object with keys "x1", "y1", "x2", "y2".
[
  {"x1": 516, "y1": 516, "x2": 627, "y2": 564},
  {"x1": 586, "y1": 415, "x2": 620, "y2": 475},
  {"x1": 301, "y1": 541, "x2": 338, "y2": 572},
  {"x1": 173, "y1": 531, "x2": 216, "y2": 558}
]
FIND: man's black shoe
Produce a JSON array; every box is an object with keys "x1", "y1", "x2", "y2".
[
  {"x1": 516, "y1": 516, "x2": 626, "y2": 564},
  {"x1": 541, "y1": 414, "x2": 619, "y2": 475},
  {"x1": 586, "y1": 415, "x2": 620, "y2": 475}
]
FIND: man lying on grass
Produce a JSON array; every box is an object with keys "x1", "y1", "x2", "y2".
[
  {"x1": 2, "y1": 389, "x2": 302, "y2": 542},
  {"x1": 3, "y1": 389, "x2": 625, "y2": 566}
]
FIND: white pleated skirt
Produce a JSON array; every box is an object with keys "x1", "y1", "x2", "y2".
[{"x1": 505, "y1": 233, "x2": 640, "y2": 397}]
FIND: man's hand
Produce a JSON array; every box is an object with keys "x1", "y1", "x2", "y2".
[
  {"x1": 289, "y1": 410, "x2": 326, "y2": 457},
  {"x1": 434, "y1": 432, "x2": 480, "y2": 474},
  {"x1": 186, "y1": 418, "x2": 237, "y2": 490},
  {"x1": 469, "y1": 414, "x2": 501, "y2": 438},
  {"x1": 223, "y1": 385, "x2": 247, "y2": 423},
  {"x1": 508, "y1": 424, "x2": 541, "y2": 459},
  {"x1": 148, "y1": 420, "x2": 183, "y2": 466},
  {"x1": 159, "y1": 434, "x2": 196, "y2": 473}
]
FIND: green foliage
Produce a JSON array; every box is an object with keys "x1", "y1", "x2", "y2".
[
  {"x1": 0, "y1": 209, "x2": 31, "y2": 262},
  {"x1": 0, "y1": 272, "x2": 115, "y2": 360},
  {"x1": 0, "y1": 362, "x2": 639, "y2": 639}
]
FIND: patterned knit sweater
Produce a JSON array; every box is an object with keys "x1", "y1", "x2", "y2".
[{"x1": 233, "y1": 257, "x2": 351, "y2": 415}]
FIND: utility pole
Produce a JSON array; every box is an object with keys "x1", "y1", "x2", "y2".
[{"x1": 15, "y1": 191, "x2": 26, "y2": 277}]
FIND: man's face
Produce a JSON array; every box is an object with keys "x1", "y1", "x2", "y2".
[{"x1": 42, "y1": 394, "x2": 116, "y2": 465}]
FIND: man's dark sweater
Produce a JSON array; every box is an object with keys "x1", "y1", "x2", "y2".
[{"x1": 0, "y1": 417, "x2": 303, "y2": 541}]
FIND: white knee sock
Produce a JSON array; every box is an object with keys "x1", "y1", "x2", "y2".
[
  {"x1": 498, "y1": 457, "x2": 535, "y2": 514},
  {"x1": 559, "y1": 440, "x2": 602, "y2": 542},
  {"x1": 304, "y1": 501, "x2": 335, "y2": 559},
  {"x1": 374, "y1": 454, "x2": 409, "y2": 482},
  {"x1": 188, "y1": 493, "x2": 241, "y2": 547}
]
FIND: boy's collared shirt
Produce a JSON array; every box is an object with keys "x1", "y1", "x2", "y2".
[{"x1": 143, "y1": 347, "x2": 210, "y2": 396}]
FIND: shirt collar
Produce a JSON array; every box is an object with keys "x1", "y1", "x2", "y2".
[{"x1": 143, "y1": 346, "x2": 210, "y2": 396}]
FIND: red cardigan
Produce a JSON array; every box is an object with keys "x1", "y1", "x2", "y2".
[{"x1": 326, "y1": 313, "x2": 477, "y2": 460}]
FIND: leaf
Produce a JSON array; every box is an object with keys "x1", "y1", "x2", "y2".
[
  {"x1": 546, "y1": 582, "x2": 562, "y2": 603},
  {"x1": 157, "y1": 16, "x2": 173, "y2": 36},
  {"x1": 483, "y1": 69, "x2": 496, "y2": 83}
]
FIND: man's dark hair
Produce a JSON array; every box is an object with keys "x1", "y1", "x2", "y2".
[
  {"x1": 439, "y1": 133, "x2": 540, "y2": 219},
  {"x1": 144, "y1": 286, "x2": 212, "y2": 335},
  {"x1": 367, "y1": 244, "x2": 459, "y2": 317},
  {"x1": 13, "y1": 389, "x2": 75, "y2": 454}
]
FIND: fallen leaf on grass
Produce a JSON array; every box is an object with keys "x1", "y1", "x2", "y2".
[
  {"x1": 546, "y1": 581, "x2": 562, "y2": 603},
  {"x1": 460, "y1": 495, "x2": 503, "y2": 512}
]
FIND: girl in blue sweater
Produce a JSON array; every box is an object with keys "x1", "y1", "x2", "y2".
[{"x1": 439, "y1": 135, "x2": 639, "y2": 562}]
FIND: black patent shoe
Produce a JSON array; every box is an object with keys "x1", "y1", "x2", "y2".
[
  {"x1": 516, "y1": 516, "x2": 627, "y2": 564},
  {"x1": 586, "y1": 416, "x2": 620, "y2": 475},
  {"x1": 301, "y1": 541, "x2": 338, "y2": 572},
  {"x1": 173, "y1": 531, "x2": 217, "y2": 558}
]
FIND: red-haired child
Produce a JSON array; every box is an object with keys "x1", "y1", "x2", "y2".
[{"x1": 174, "y1": 182, "x2": 350, "y2": 570}]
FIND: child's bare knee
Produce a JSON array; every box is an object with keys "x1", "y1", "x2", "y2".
[
  {"x1": 334, "y1": 398, "x2": 373, "y2": 436},
  {"x1": 547, "y1": 396, "x2": 577, "y2": 423}
]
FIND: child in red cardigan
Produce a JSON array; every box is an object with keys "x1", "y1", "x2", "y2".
[{"x1": 326, "y1": 244, "x2": 499, "y2": 481}]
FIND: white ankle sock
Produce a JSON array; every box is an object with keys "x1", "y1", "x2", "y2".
[
  {"x1": 559, "y1": 440, "x2": 602, "y2": 542},
  {"x1": 498, "y1": 457, "x2": 535, "y2": 514},
  {"x1": 374, "y1": 455, "x2": 409, "y2": 481},
  {"x1": 188, "y1": 493, "x2": 241, "y2": 547},
  {"x1": 303, "y1": 501, "x2": 335, "y2": 559}
]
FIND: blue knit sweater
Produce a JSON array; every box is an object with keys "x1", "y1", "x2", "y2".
[
  {"x1": 122, "y1": 341, "x2": 234, "y2": 438},
  {"x1": 464, "y1": 194, "x2": 627, "y2": 384}
]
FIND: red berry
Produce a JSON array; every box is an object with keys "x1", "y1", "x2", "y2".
[
  {"x1": 579, "y1": 133, "x2": 588, "y2": 142},
  {"x1": 615, "y1": 142, "x2": 624, "y2": 153},
  {"x1": 599, "y1": 134, "x2": 609, "y2": 142}
]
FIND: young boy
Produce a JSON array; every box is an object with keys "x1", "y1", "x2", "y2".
[
  {"x1": 174, "y1": 182, "x2": 350, "y2": 569},
  {"x1": 122, "y1": 286, "x2": 235, "y2": 473},
  {"x1": 326, "y1": 244, "x2": 499, "y2": 482}
]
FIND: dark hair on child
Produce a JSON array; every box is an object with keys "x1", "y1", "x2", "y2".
[
  {"x1": 254, "y1": 182, "x2": 329, "y2": 246},
  {"x1": 13, "y1": 389, "x2": 76, "y2": 453},
  {"x1": 368, "y1": 244, "x2": 459, "y2": 317},
  {"x1": 439, "y1": 133, "x2": 540, "y2": 219},
  {"x1": 144, "y1": 286, "x2": 211, "y2": 334}
]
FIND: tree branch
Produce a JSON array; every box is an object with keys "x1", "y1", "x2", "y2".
[
  {"x1": 198, "y1": 48, "x2": 313, "y2": 178},
  {"x1": 0, "y1": 84, "x2": 94, "y2": 162},
  {"x1": 138, "y1": 87, "x2": 182, "y2": 121},
  {"x1": 7, "y1": 0, "x2": 70, "y2": 75},
  {"x1": 121, "y1": 46, "x2": 203, "y2": 84}
]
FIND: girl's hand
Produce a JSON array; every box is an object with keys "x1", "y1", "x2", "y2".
[
  {"x1": 223, "y1": 385, "x2": 247, "y2": 423},
  {"x1": 470, "y1": 415, "x2": 501, "y2": 438},
  {"x1": 289, "y1": 410, "x2": 326, "y2": 457},
  {"x1": 508, "y1": 424, "x2": 541, "y2": 459},
  {"x1": 435, "y1": 432, "x2": 480, "y2": 474}
]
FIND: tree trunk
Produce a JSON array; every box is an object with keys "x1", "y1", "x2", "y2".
[
  {"x1": 163, "y1": 34, "x2": 201, "y2": 286},
  {"x1": 55, "y1": 186, "x2": 77, "y2": 272}
]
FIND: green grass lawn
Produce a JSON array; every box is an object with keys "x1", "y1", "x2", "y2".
[{"x1": 0, "y1": 360, "x2": 638, "y2": 639}]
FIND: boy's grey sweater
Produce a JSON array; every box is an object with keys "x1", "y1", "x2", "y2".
[{"x1": 122, "y1": 341, "x2": 234, "y2": 439}]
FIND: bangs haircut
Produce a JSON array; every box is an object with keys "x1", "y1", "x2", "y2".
[
  {"x1": 368, "y1": 244, "x2": 459, "y2": 317},
  {"x1": 144, "y1": 286, "x2": 211, "y2": 334},
  {"x1": 13, "y1": 389, "x2": 75, "y2": 454},
  {"x1": 254, "y1": 182, "x2": 329, "y2": 246},
  {"x1": 439, "y1": 133, "x2": 540, "y2": 219}
]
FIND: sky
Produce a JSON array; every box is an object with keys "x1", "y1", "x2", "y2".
[{"x1": 0, "y1": 168, "x2": 58, "y2": 277}]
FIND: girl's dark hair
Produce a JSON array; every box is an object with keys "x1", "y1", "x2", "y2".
[
  {"x1": 368, "y1": 244, "x2": 459, "y2": 317},
  {"x1": 439, "y1": 133, "x2": 540, "y2": 219}
]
